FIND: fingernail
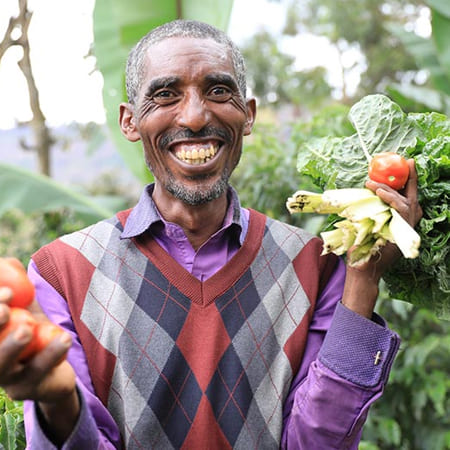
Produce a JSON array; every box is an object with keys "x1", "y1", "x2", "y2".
[
  {"x1": 59, "y1": 332, "x2": 72, "y2": 348},
  {"x1": 0, "y1": 304, "x2": 8, "y2": 324},
  {"x1": 0, "y1": 287, "x2": 13, "y2": 302},
  {"x1": 13, "y1": 325, "x2": 32, "y2": 344}
]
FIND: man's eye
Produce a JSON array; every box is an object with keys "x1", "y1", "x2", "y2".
[
  {"x1": 152, "y1": 90, "x2": 177, "y2": 103},
  {"x1": 208, "y1": 86, "x2": 232, "y2": 101}
]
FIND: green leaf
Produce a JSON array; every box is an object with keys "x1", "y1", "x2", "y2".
[
  {"x1": 387, "y1": 83, "x2": 450, "y2": 116},
  {"x1": 0, "y1": 164, "x2": 114, "y2": 223},
  {"x1": 425, "y1": 371, "x2": 449, "y2": 417},
  {"x1": 358, "y1": 442, "x2": 380, "y2": 450},
  {"x1": 348, "y1": 94, "x2": 418, "y2": 156},
  {"x1": 404, "y1": 335, "x2": 441, "y2": 367},
  {"x1": 181, "y1": 0, "x2": 234, "y2": 30},
  {"x1": 426, "y1": 0, "x2": 450, "y2": 18},
  {"x1": 412, "y1": 389, "x2": 428, "y2": 421},
  {"x1": 432, "y1": 8, "x2": 450, "y2": 76},
  {"x1": 93, "y1": 0, "x2": 234, "y2": 183},
  {"x1": 376, "y1": 417, "x2": 402, "y2": 445},
  {"x1": 387, "y1": 21, "x2": 450, "y2": 99}
]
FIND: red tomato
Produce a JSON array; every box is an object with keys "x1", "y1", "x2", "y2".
[
  {"x1": 0, "y1": 307, "x2": 37, "y2": 361},
  {"x1": 368, "y1": 152, "x2": 410, "y2": 190},
  {"x1": 33, "y1": 322, "x2": 68, "y2": 364},
  {"x1": 33, "y1": 322, "x2": 65, "y2": 353},
  {"x1": 0, "y1": 257, "x2": 35, "y2": 308}
]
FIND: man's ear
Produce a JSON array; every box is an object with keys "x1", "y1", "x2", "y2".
[
  {"x1": 119, "y1": 103, "x2": 141, "y2": 142},
  {"x1": 243, "y1": 97, "x2": 257, "y2": 136}
]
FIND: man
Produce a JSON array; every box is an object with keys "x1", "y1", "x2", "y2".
[{"x1": 0, "y1": 19, "x2": 421, "y2": 449}]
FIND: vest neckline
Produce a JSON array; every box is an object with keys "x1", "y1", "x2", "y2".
[{"x1": 130, "y1": 209, "x2": 266, "y2": 307}]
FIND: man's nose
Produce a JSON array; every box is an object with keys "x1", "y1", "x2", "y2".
[{"x1": 176, "y1": 92, "x2": 211, "y2": 132}]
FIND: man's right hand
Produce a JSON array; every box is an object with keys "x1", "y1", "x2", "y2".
[{"x1": 0, "y1": 287, "x2": 79, "y2": 444}]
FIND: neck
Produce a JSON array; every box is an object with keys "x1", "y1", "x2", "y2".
[{"x1": 152, "y1": 184, "x2": 229, "y2": 250}]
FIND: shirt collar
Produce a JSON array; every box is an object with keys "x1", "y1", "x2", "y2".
[{"x1": 121, "y1": 183, "x2": 246, "y2": 243}]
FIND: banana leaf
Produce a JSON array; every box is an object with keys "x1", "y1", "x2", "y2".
[{"x1": 0, "y1": 163, "x2": 115, "y2": 223}]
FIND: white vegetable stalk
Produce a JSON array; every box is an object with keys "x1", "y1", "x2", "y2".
[
  {"x1": 389, "y1": 208, "x2": 421, "y2": 259},
  {"x1": 286, "y1": 189, "x2": 421, "y2": 266}
]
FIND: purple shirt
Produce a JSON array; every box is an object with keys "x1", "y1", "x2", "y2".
[{"x1": 24, "y1": 185, "x2": 400, "y2": 449}]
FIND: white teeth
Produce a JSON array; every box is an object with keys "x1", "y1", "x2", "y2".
[{"x1": 175, "y1": 144, "x2": 217, "y2": 164}]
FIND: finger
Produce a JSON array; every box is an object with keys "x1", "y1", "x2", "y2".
[
  {"x1": 402, "y1": 158, "x2": 419, "y2": 201},
  {"x1": 27, "y1": 332, "x2": 72, "y2": 370},
  {"x1": 0, "y1": 325, "x2": 34, "y2": 383},
  {"x1": 0, "y1": 304, "x2": 10, "y2": 327},
  {"x1": 1, "y1": 332, "x2": 72, "y2": 401},
  {"x1": 365, "y1": 179, "x2": 407, "y2": 211},
  {"x1": 365, "y1": 179, "x2": 402, "y2": 203},
  {"x1": 0, "y1": 287, "x2": 13, "y2": 304},
  {"x1": 8, "y1": 335, "x2": 73, "y2": 401}
]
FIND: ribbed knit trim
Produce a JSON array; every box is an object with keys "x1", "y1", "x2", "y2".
[{"x1": 32, "y1": 244, "x2": 65, "y2": 299}]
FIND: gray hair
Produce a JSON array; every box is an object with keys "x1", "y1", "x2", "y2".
[{"x1": 125, "y1": 19, "x2": 247, "y2": 105}]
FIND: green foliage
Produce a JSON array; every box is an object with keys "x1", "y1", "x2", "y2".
[
  {"x1": 282, "y1": 0, "x2": 423, "y2": 99},
  {"x1": 387, "y1": 0, "x2": 450, "y2": 114},
  {"x1": 0, "y1": 389, "x2": 25, "y2": 450},
  {"x1": 361, "y1": 297, "x2": 450, "y2": 450},
  {"x1": 232, "y1": 122, "x2": 315, "y2": 230},
  {"x1": 241, "y1": 30, "x2": 331, "y2": 109},
  {"x1": 0, "y1": 209, "x2": 86, "y2": 266},
  {"x1": 0, "y1": 163, "x2": 116, "y2": 225},
  {"x1": 232, "y1": 103, "x2": 353, "y2": 233}
]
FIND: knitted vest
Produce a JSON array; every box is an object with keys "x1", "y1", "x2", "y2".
[{"x1": 33, "y1": 208, "x2": 338, "y2": 449}]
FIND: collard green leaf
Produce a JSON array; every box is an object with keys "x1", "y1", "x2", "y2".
[{"x1": 348, "y1": 94, "x2": 418, "y2": 157}]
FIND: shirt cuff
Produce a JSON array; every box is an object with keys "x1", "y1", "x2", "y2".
[
  {"x1": 30, "y1": 387, "x2": 100, "y2": 449},
  {"x1": 318, "y1": 302, "x2": 401, "y2": 388}
]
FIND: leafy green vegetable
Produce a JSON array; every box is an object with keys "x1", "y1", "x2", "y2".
[{"x1": 295, "y1": 94, "x2": 450, "y2": 319}]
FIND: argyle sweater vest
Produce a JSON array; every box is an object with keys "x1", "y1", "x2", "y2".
[{"x1": 33, "y1": 208, "x2": 339, "y2": 449}]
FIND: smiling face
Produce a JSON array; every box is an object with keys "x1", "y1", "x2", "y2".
[{"x1": 120, "y1": 36, "x2": 256, "y2": 206}]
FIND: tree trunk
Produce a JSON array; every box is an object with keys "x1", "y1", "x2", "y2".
[{"x1": 0, "y1": 0, "x2": 53, "y2": 176}]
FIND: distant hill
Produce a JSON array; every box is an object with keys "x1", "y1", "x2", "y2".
[{"x1": 0, "y1": 124, "x2": 141, "y2": 196}]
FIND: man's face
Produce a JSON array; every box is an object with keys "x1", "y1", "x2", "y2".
[{"x1": 122, "y1": 37, "x2": 255, "y2": 206}]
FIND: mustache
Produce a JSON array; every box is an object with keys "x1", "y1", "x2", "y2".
[{"x1": 159, "y1": 127, "x2": 231, "y2": 150}]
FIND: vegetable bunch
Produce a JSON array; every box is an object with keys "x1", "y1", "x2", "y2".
[
  {"x1": 289, "y1": 94, "x2": 450, "y2": 319},
  {"x1": 286, "y1": 188, "x2": 420, "y2": 266}
]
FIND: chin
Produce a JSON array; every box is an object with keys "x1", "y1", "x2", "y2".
[{"x1": 167, "y1": 177, "x2": 229, "y2": 206}]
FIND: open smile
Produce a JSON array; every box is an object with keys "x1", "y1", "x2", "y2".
[{"x1": 171, "y1": 141, "x2": 221, "y2": 165}]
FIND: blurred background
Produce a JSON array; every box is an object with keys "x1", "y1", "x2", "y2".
[{"x1": 0, "y1": 1, "x2": 449, "y2": 448}]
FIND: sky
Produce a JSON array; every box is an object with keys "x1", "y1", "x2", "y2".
[{"x1": 0, "y1": 0, "x2": 425, "y2": 130}]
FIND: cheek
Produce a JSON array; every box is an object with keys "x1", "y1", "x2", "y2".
[
  {"x1": 138, "y1": 114, "x2": 167, "y2": 152},
  {"x1": 214, "y1": 109, "x2": 247, "y2": 140},
  {"x1": 140, "y1": 134, "x2": 162, "y2": 170}
]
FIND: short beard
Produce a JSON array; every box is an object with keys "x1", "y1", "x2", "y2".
[{"x1": 164, "y1": 170, "x2": 230, "y2": 206}]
